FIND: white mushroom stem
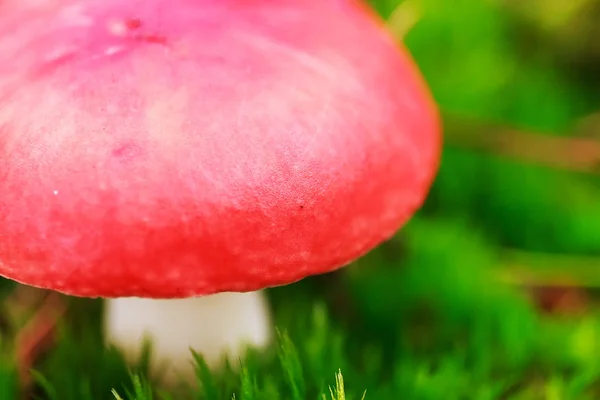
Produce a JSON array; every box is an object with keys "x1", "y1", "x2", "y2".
[{"x1": 103, "y1": 290, "x2": 272, "y2": 383}]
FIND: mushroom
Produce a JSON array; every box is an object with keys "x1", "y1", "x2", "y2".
[{"x1": 0, "y1": 0, "x2": 440, "y2": 382}]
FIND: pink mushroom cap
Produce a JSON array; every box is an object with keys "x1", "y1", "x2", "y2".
[{"x1": 0, "y1": 0, "x2": 440, "y2": 298}]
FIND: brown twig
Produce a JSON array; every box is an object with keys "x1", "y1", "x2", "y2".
[
  {"x1": 14, "y1": 291, "x2": 68, "y2": 389},
  {"x1": 495, "y1": 249, "x2": 600, "y2": 315},
  {"x1": 532, "y1": 284, "x2": 589, "y2": 316},
  {"x1": 3, "y1": 286, "x2": 47, "y2": 327},
  {"x1": 443, "y1": 113, "x2": 600, "y2": 174},
  {"x1": 497, "y1": 249, "x2": 600, "y2": 288}
]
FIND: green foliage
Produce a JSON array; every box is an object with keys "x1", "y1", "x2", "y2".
[
  {"x1": 402, "y1": 0, "x2": 595, "y2": 130},
  {"x1": 427, "y1": 148, "x2": 600, "y2": 254},
  {"x1": 0, "y1": 354, "x2": 18, "y2": 400}
]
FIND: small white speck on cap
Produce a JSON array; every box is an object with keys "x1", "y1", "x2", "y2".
[
  {"x1": 105, "y1": 45, "x2": 125, "y2": 56},
  {"x1": 53, "y1": 190, "x2": 59, "y2": 195},
  {"x1": 44, "y1": 46, "x2": 77, "y2": 63},
  {"x1": 107, "y1": 19, "x2": 128, "y2": 37}
]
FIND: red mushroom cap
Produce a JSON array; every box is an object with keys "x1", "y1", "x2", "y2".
[{"x1": 0, "y1": 0, "x2": 440, "y2": 298}]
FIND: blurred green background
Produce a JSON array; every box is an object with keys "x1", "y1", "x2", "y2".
[{"x1": 2, "y1": 0, "x2": 600, "y2": 399}]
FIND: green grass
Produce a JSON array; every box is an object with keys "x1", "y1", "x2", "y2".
[{"x1": 3, "y1": 217, "x2": 600, "y2": 399}]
